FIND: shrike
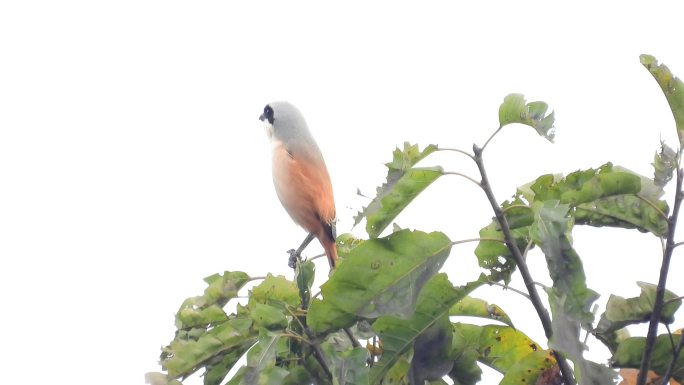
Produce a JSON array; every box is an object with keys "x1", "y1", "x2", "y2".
[{"x1": 259, "y1": 102, "x2": 338, "y2": 268}]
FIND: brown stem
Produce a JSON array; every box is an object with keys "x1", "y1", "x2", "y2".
[
  {"x1": 472, "y1": 144, "x2": 576, "y2": 385},
  {"x1": 637, "y1": 168, "x2": 684, "y2": 385}
]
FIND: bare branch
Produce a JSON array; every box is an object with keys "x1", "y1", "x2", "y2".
[
  {"x1": 472, "y1": 144, "x2": 576, "y2": 385},
  {"x1": 637, "y1": 167, "x2": 684, "y2": 385}
]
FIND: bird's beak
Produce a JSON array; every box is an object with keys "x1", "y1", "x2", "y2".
[{"x1": 259, "y1": 113, "x2": 265, "y2": 121}]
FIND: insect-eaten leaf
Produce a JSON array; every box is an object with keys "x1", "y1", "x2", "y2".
[
  {"x1": 653, "y1": 141, "x2": 678, "y2": 188},
  {"x1": 521, "y1": 163, "x2": 669, "y2": 236},
  {"x1": 308, "y1": 230, "x2": 452, "y2": 335},
  {"x1": 595, "y1": 282, "x2": 681, "y2": 351},
  {"x1": 354, "y1": 143, "x2": 442, "y2": 238},
  {"x1": 498, "y1": 93, "x2": 555, "y2": 142},
  {"x1": 641, "y1": 54, "x2": 684, "y2": 148}
]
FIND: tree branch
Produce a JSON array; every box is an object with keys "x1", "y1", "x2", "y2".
[
  {"x1": 472, "y1": 144, "x2": 577, "y2": 385},
  {"x1": 637, "y1": 167, "x2": 684, "y2": 385}
]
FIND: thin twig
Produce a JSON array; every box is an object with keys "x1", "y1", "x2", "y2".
[
  {"x1": 486, "y1": 280, "x2": 531, "y2": 300},
  {"x1": 286, "y1": 306, "x2": 333, "y2": 380},
  {"x1": 442, "y1": 171, "x2": 483, "y2": 188},
  {"x1": 451, "y1": 237, "x2": 506, "y2": 247},
  {"x1": 437, "y1": 147, "x2": 476, "y2": 161},
  {"x1": 672, "y1": 241, "x2": 684, "y2": 249},
  {"x1": 637, "y1": 168, "x2": 684, "y2": 385},
  {"x1": 344, "y1": 328, "x2": 361, "y2": 348},
  {"x1": 522, "y1": 239, "x2": 535, "y2": 260},
  {"x1": 481, "y1": 126, "x2": 503, "y2": 151},
  {"x1": 472, "y1": 144, "x2": 577, "y2": 385}
]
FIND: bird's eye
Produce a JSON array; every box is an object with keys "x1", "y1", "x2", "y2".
[{"x1": 261, "y1": 105, "x2": 275, "y2": 124}]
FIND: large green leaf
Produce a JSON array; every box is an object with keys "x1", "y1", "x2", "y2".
[
  {"x1": 321, "y1": 344, "x2": 370, "y2": 385},
  {"x1": 449, "y1": 296, "x2": 514, "y2": 327},
  {"x1": 498, "y1": 93, "x2": 555, "y2": 141},
  {"x1": 175, "y1": 271, "x2": 251, "y2": 329},
  {"x1": 611, "y1": 334, "x2": 684, "y2": 382},
  {"x1": 641, "y1": 54, "x2": 684, "y2": 148},
  {"x1": 370, "y1": 274, "x2": 481, "y2": 384},
  {"x1": 248, "y1": 274, "x2": 300, "y2": 310},
  {"x1": 308, "y1": 230, "x2": 452, "y2": 334},
  {"x1": 225, "y1": 331, "x2": 292, "y2": 385},
  {"x1": 595, "y1": 282, "x2": 681, "y2": 351},
  {"x1": 354, "y1": 143, "x2": 442, "y2": 238},
  {"x1": 162, "y1": 318, "x2": 257, "y2": 379},
  {"x1": 520, "y1": 163, "x2": 669, "y2": 236},
  {"x1": 408, "y1": 313, "x2": 454, "y2": 384},
  {"x1": 529, "y1": 200, "x2": 612, "y2": 384},
  {"x1": 448, "y1": 323, "x2": 482, "y2": 385}
]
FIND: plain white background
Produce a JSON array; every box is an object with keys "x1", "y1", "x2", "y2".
[{"x1": 2, "y1": 2, "x2": 684, "y2": 384}]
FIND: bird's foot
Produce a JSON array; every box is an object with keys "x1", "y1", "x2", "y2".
[{"x1": 287, "y1": 249, "x2": 301, "y2": 269}]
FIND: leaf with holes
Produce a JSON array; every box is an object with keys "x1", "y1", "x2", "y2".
[
  {"x1": 354, "y1": 143, "x2": 442, "y2": 238},
  {"x1": 498, "y1": 93, "x2": 555, "y2": 141}
]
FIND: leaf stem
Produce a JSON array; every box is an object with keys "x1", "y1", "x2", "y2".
[
  {"x1": 472, "y1": 144, "x2": 577, "y2": 385},
  {"x1": 442, "y1": 171, "x2": 483, "y2": 188},
  {"x1": 451, "y1": 237, "x2": 506, "y2": 247},
  {"x1": 486, "y1": 280, "x2": 531, "y2": 300},
  {"x1": 637, "y1": 167, "x2": 684, "y2": 385},
  {"x1": 481, "y1": 126, "x2": 503, "y2": 151},
  {"x1": 437, "y1": 147, "x2": 476, "y2": 160},
  {"x1": 344, "y1": 328, "x2": 362, "y2": 348}
]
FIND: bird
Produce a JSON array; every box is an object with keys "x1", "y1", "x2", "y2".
[{"x1": 259, "y1": 101, "x2": 338, "y2": 269}]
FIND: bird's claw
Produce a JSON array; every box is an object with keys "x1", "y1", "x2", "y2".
[{"x1": 287, "y1": 249, "x2": 300, "y2": 269}]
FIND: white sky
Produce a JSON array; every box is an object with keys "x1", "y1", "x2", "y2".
[{"x1": 2, "y1": 2, "x2": 684, "y2": 384}]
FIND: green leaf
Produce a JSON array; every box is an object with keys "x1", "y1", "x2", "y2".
[
  {"x1": 354, "y1": 143, "x2": 442, "y2": 238},
  {"x1": 611, "y1": 334, "x2": 684, "y2": 382},
  {"x1": 162, "y1": 318, "x2": 257, "y2": 379},
  {"x1": 307, "y1": 298, "x2": 358, "y2": 336},
  {"x1": 248, "y1": 274, "x2": 300, "y2": 310},
  {"x1": 530, "y1": 200, "x2": 598, "y2": 329},
  {"x1": 204, "y1": 348, "x2": 253, "y2": 385},
  {"x1": 653, "y1": 142, "x2": 678, "y2": 188},
  {"x1": 449, "y1": 324, "x2": 482, "y2": 385},
  {"x1": 498, "y1": 93, "x2": 555, "y2": 141},
  {"x1": 499, "y1": 350, "x2": 558, "y2": 385},
  {"x1": 382, "y1": 357, "x2": 411, "y2": 385},
  {"x1": 408, "y1": 313, "x2": 454, "y2": 384},
  {"x1": 369, "y1": 274, "x2": 482, "y2": 384},
  {"x1": 308, "y1": 230, "x2": 452, "y2": 334},
  {"x1": 477, "y1": 325, "x2": 542, "y2": 373},
  {"x1": 520, "y1": 163, "x2": 669, "y2": 236},
  {"x1": 321, "y1": 344, "x2": 370, "y2": 385},
  {"x1": 449, "y1": 296, "x2": 514, "y2": 327},
  {"x1": 474, "y1": 219, "x2": 528, "y2": 284},
  {"x1": 595, "y1": 282, "x2": 681, "y2": 351},
  {"x1": 225, "y1": 332, "x2": 291, "y2": 385},
  {"x1": 248, "y1": 303, "x2": 289, "y2": 330},
  {"x1": 175, "y1": 271, "x2": 251, "y2": 329},
  {"x1": 295, "y1": 260, "x2": 315, "y2": 309},
  {"x1": 641, "y1": 54, "x2": 684, "y2": 148}
]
